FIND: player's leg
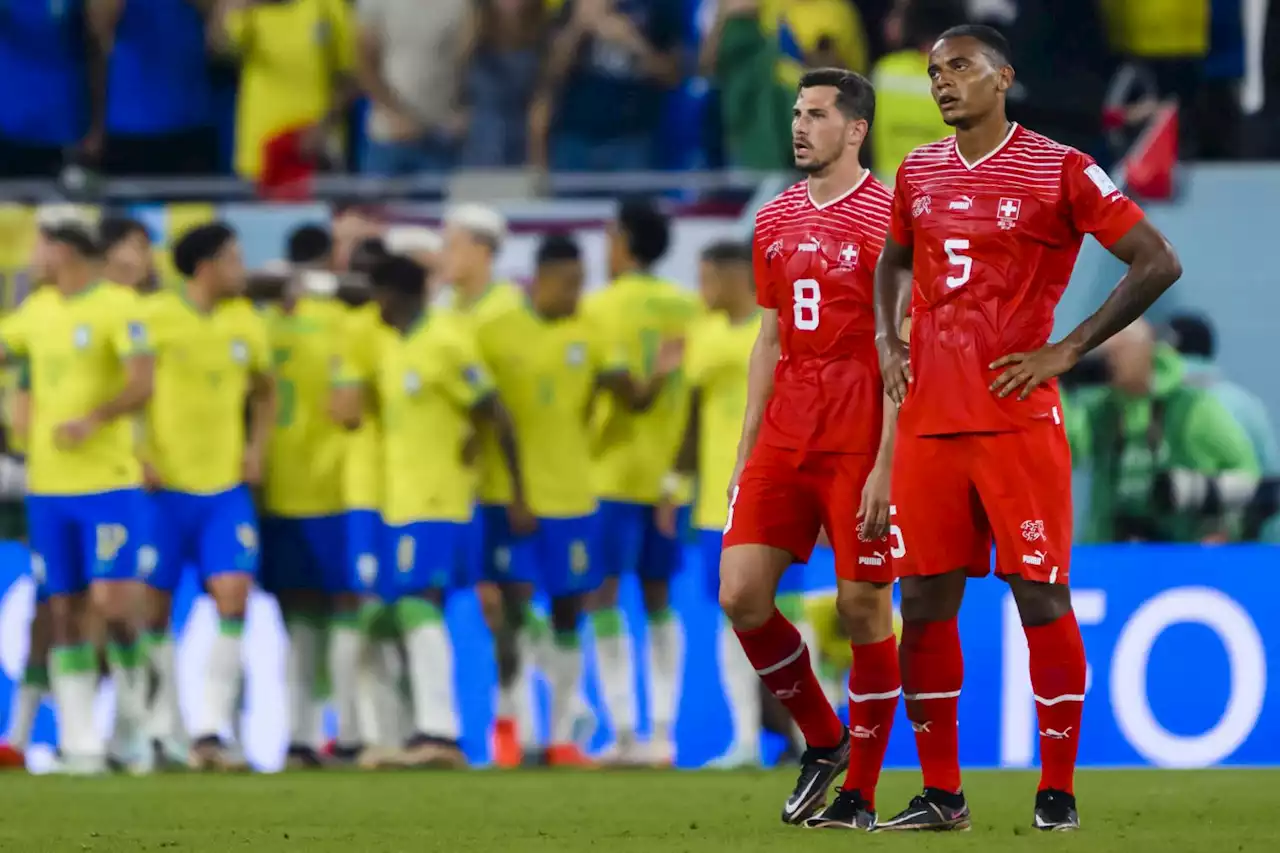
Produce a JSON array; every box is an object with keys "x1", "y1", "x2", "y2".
[
  {"x1": 720, "y1": 447, "x2": 845, "y2": 825},
  {"x1": 1, "y1": 592, "x2": 52, "y2": 769},
  {"x1": 139, "y1": 491, "x2": 188, "y2": 768},
  {"x1": 876, "y1": 436, "x2": 981, "y2": 833},
  {"x1": 390, "y1": 522, "x2": 465, "y2": 768},
  {"x1": 635, "y1": 501, "x2": 690, "y2": 766},
  {"x1": 584, "y1": 500, "x2": 645, "y2": 761},
  {"x1": 334, "y1": 508, "x2": 380, "y2": 763},
  {"x1": 975, "y1": 425, "x2": 1082, "y2": 831}
]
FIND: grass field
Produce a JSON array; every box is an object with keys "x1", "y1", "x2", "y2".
[{"x1": 0, "y1": 768, "x2": 1274, "y2": 852}]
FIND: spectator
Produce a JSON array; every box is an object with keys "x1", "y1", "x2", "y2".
[
  {"x1": 89, "y1": 0, "x2": 219, "y2": 176},
  {"x1": 459, "y1": 0, "x2": 548, "y2": 168},
  {"x1": 869, "y1": 0, "x2": 960, "y2": 180},
  {"x1": 761, "y1": 0, "x2": 871, "y2": 75},
  {"x1": 209, "y1": 0, "x2": 357, "y2": 181},
  {"x1": 355, "y1": 0, "x2": 470, "y2": 175},
  {"x1": 1067, "y1": 318, "x2": 1260, "y2": 543},
  {"x1": 530, "y1": 0, "x2": 684, "y2": 172},
  {"x1": 707, "y1": 0, "x2": 795, "y2": 169},
  {"x1": 0, "y1": 1, "x2": 104, "y2": 177}
]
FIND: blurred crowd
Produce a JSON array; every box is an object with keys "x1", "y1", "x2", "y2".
[{"x1": 1, "y1": 0, "x2": 1277, "y2": 187}]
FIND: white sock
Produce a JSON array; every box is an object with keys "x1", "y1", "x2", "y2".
[
  {"x1": 51, "y1": 652, "x2": 103, "y2": 759},
  {"x1": 380, "y1": 640, "x2": 415, "y2": 744},
  {"x1": 284, "y1": 619, "x2": 321, "y2": 747},
  {"x1": 591, "y1": 610, "x2": 636, "y2": 737},
  {"x1": 358, "y1": 641, "x2": 402, "y2": 748},
  {"x1": 512, "y1": 630, "x2": 537, "y2": 748},
  {"x1": 719, "y1": 618, "x2": 761, "y2": 753},
  {"x1": 646, "y1": 612, "x2": 682, "y2": 744},
  {"x1": 329, "y1": 623, "x2": 364, "y2": 748},
  {"x1": 6, "y1": 682, "x2": 43, "y2": 751},
  {"x1": 195, "y1": 620, "x2": 243, "y2": 740},
  {"x1": 146, "y1": 634, "x2": 185, "y2": 743},
  {"x1": 547, "y1": 635, "x2": 583, "y2": 746},
  {"x1": 107, "y1": 645, "x2": 148, "y2": 747},
  {"x1": 402, "y1": 615, "x2": 459, "y2": 741}
]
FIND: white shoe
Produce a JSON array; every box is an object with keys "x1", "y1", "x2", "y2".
[
  {"x1": 153, "y1": 736, "x2": 190, "y2": 770},
  {"x1": 109, "y1": 727, "x2": 153, "y2": 776},
  {"x1": 57, "y1": 753, "x2": 108, "y2": 776},
  {"x1": 641, "y1": 735, "x2": 676, "y2": 768},
  {"x1": 596, "y1": 733, "x2": 643, "y2": 766},
  {"x1": 704, "y1": 741, "x2": 761, "y2": 770}
]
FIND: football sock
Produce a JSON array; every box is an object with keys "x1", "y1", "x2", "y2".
[
  {"x1": 718, "y1": 616, "x2": 761, "y2": 755},
  {"x1": 50, "y1": 643, "x2": 102, "y2": 758},
  {"x1": 646, "y1": 607, "x2": 681, "y2": 744},
  {"x1": 901, "y1": 617, "x2": 964, "y2": 793},
  {"x1": 396, "y1": 597, "x2": 458, "y2": 741},
  {"x1": 6, "y1": 663, "x2": 48, "y2": 750},
  {"x1": 327, "y1": 613, "x2": 365, "y2": 749},
  {"x1": 1025, "y1": 610, "x2": 1086, "y2": 794},
  {"x1": 590, "y1": 608, "x2": 636, "y2": 738},
  {"x1": 283, "y1": 614, "x2": 322, "y2": 747},
  {"x1": 106, "y1": 639, "x2": 147, "y2": 745},
  {"x1": 143, "y1": 630, "x2": 185, "y2": 745},
  {"x1": 195, "y1": 617, "x2": 243, "y2": 739},
  {"x1": 547, "y1": 629, "x2": 583, "y2": 745},
  {"x1": 734, "y1": 609, "x2": 844, "y2": 749},
  {"x1": 843, "y1": 635, "x2": 902, "y2": 808}
]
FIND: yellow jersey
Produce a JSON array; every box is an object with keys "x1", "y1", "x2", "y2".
[
  {"x1": 479, "y1": 299, "x2": 620, "y2": 517},
  {"x1": 144, "y1": 292, "x2": 271, "y2": 494},
  {"x1": 0, "y1": 282, "x2": 149, "y2": 495},
  {"x1": 335, "y1": 302, "x2": 387, "y2": 512},
  {"x1": 585, "y1": 273, "x2": 703, "y2": 504},
  {"x1": 261, "y1": 297, "x2": 347, "y2": 517},
  {"x1": 440, "y1": 282, "x2": 525, "y2": 505},
  {"x1": 367, "y1": 315, "x2": 494, "y2": 526},
  {"x1": 685, "y1": 311, "x2": 760, "y2": 531}
]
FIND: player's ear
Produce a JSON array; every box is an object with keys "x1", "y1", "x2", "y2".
[
  {"x1": 996, "y1": 64, "x2": 1014, "y2": 94},
  {"x1": 846, "y1": 117, "x2": 869, "y2": 149}
]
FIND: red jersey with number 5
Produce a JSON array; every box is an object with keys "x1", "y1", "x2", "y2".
[
  {"x1": 752, "y1": 172, "x2": 894, "y2": 454},
  {"x1": 889, "y1": 124, "x2": 1145, "y2": 437}
]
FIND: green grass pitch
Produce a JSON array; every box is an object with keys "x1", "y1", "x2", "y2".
[{"x1": 0, "y1": 769, "x2": 1274, "y2": 851}]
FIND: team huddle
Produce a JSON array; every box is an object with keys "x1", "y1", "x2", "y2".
[{"x1": 0, "y1": 22, "x2": 1182, "y2": 835}]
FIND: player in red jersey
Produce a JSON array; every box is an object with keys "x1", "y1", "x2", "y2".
[
  {"x1": 720, "y1": 67, "x2": 901, "y2": 829},
  {"x1": 872, "y1": 25, "x2": 1182, "y2": 833}
]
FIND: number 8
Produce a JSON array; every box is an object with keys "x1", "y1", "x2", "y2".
[{"x1": 793, "y1": 279, "x2": 821, "y2": 330}]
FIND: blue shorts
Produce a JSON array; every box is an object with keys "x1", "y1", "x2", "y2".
[
  {"x1": 381, "y1": 520, "x2": 465, "y2": 599},
  {"x1": 347, "y1": 509, "x2": 382, "y2": 596},
  {"x1": 26, "y1": 488, "x2": 146, "y2": 598},
  {"x1": 259, "y1": 514, "x2": 349, "y2": 595},
  {"x1": 597, "y1": 500, "x2": 690, "y2": 581},
  {"x1": 142, "y1": 487, "x2": 258, "y2": 592},
  {"x1": 514, "y1": 515, "x2": 599, "y2": 599},
  {"x1": 697, "y1": 528, "x2": 807, "y2": 602},
  {"x1": 473, "y1": 503, "x2": 516, "y2": 586}
]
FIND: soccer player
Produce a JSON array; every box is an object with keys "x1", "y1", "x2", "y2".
[
  {"x1": 99, "y1": 217, "x2": 157, "y2": 293},
  {"x1": 142, "y1": 223, "x2": 273, "y2": 770},
  {"x1": 872, "y1": 25, "x2": 1181, "y2": 832},
  {"x1": 259, "y1": 227, "x2": 352, "y2": 768},
  {"x1": 583, "y1": 198, "x2": 702, "y2": 767},
  {"x1": 0, "y1": 216, "x2": 154, "y2": 774},
  {"x1": 719, "y1": 68, "x2": 902, "y2": 828}
]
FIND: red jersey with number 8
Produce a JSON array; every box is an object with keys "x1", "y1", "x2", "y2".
[
  {"x1": 752, "y1": 172, "x2": 894, "y2": 454},
  {"x1": 889, "y1": 123, "x2": 1145, "y2": 436}
]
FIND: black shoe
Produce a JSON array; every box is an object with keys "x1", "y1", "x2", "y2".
[
  {"x1": 876, "y1": 788, "x2": 971, "y2": 832},
  {"x1": 803, "y1": 789, "x2": 877, "y2": 830},
  {"x1": 285, "y1": 744, "x2": 323, "y2": 769},
  {"x1": 328, "y1": 743, "x2": 364, "y2": 765},
  {"x1": 780, "y1": 729, "x2": 850, "y2": 825},
  {"x1": 1033, "y1": 789, "x2": 1080, "y2": 831}
]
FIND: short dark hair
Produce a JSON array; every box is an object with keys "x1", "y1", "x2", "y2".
[
  {"x1": 798, "y1": 67, "x2": 876, "y2": 125},
  {"x1": 903, "y1": 0, "x2": 967, "y2": 46},
  {"x1": 536, "y1": 233, "x2": 581, "y2": 266},
  {"x1": 173, "y1": 222, "x2": 236, "y2": 278},
  {"x1": 1168, "y1": 314, "x2": 1215, "y2": 359},
  {"x1": 350, "y1": 237, "x2": 388, "y2": 274},
  {"x1": 286, "y1": 224, "x2": 333, "y2": 265},
  {"x1": 42, "y1": 222, "x2": 101, "y2": 257},
  {"x1": 98, "y1": 217, "x2": 149, "y2": 252},
  {"x1": 616, "y1": 198, "x2": 670, "y2": 267},
  {"x1": 370, "y1": 254, "x2": 426, "y2": 296},
  {"x1": 701, "y1": 240, "x2": 751, "y2": 265},
  {"x1": 937, "y1": 23, "x2": 1012, "y2": 66}
]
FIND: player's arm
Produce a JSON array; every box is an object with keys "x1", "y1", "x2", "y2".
[
  {"x1": 469, "y1": 394, "x2": 533, "y2": 529},
  {"x1": 873, "y1": 234, "x2": 914, "y2": 406},
  {"x1": 329, "y1": 345, "x2": 366, "y2": 430},
  {"x1": 244, "y1": 368, "x2": 275, "y2": 484},
  {"x1": 594, "y1": 331, "x2": 685, "y2": 413},
  {"x1": 733, "y1": 308, "x2": 778, "y2": 479}
]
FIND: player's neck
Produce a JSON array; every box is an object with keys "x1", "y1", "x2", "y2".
[
  {"x1": 390, "y1": 303, "x2": 424, "y2": 334},
  {"x1": 806, "y1": 159, "x2": 867, "y2": 208},
  {"x1": 955, "y1": 114, "x2": 1014, "y2": 166},
  {"x1": 54, "y1": 265, "x2": 97, "y2": 298},
  {"x1": 185, "y1": 281, "x2": 219, "y2": 314},
  {"x1": 725, "y1": 296, "x2": 757, "y2": 325},
  {"x1": 455, "y1": 271, "x2": 493, "y2": 306}
]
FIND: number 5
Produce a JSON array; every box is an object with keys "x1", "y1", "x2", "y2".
[
  {"x1": 944, "y1": 239, "x2": 972, "y2": 289},
  {"x1": 888, "y1": 505, "x2": 906, "y2": 559}
]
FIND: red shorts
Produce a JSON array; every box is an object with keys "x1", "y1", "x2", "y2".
[
  {"x1": 722, "y1": 443, "x2": 893, "y2": 583},
  {"x1": 891, "y1": 420, "x2": 1073, "y2": 584}
]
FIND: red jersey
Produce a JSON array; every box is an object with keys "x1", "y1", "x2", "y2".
[
  {"x1": 889, "y1": 123, "x2": 1145, "y2": 436},
  {"x1": 753, "y1": 171, "x2": 894, "y2": 454}
]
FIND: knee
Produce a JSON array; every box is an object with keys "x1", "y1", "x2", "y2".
[
  {"x1": 718, "y1": 565, "x2": 774, "y2": 631},
  {"x1": 209, "y1": 577, "x2": 251, "y2": 621},
  {"x1": 549, "y1": 596, "x2": 581, "y2": 635},
  {"x1": 641, "y1": 580, "x2": 669, "y2": 614},
  {"x1": 1012, "y1": 580, "x2": 1072, "y2": 627},
  {"x1": 835, "y1": 582, "x2": 894, "y2": 645},
  {"x1": 477, "y1": 583, "x2": 504, "y2": 632},
  {"x1": 89, "y1": 582, "x2": 137, "y2": 628}
]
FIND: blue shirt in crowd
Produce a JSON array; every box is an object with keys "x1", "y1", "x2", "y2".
[
  {"x1": 106, "y1": 0, "x2": 212, "y2": 136},
  {"x1": 0, "y1": 0, "x2": 88, "y2": 146}
]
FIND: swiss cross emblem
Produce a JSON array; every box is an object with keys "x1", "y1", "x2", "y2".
[
  {"x1": 1021, "y1": 519, "x2": 1045, "y2": 542},
  {"x1": 837, "y1": 242, "x2": 859, "y2": 268},
  {"x1": 997, "y1": 197, "x2": 1022, "y2": 230}
]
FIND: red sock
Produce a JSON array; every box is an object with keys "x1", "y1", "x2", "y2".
[
  {"x1": 1025, "y1": 610, "x2": 1086, "y2": 794},
  {"x1": 842, "y1": 635, "x2": 900, "y2": 808},
  {"x1": 900, "y1": 618, "x2": 964, "y2": 793},
  {"x1": 735, "y1": 609, "x2": 844, "y2": 748}
]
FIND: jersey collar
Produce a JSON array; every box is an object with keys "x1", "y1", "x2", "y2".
[
  {"x1": 954, "y1": 121, "x2": 1020, "y2": 170},
  {"x1": 806, "y1": 168, "x2": 871, "y2": 211}
]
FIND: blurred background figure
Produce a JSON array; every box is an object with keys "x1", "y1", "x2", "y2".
[{"x1": 99, "y1": 217, "x2": 157, "y2": 293}]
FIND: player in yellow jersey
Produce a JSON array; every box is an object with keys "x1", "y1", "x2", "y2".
[
  {"x1": 335, "y1": 254, "x2": 527, "y2": 768},
  {"x1": 99, "y1": 217, "x2": 157, "y2": 294},
  {"x1": 0, "y1": 217, "x2": 154, "y2": 775},
  {"x1": 259, "y1": 229, "x2": 352, "y2": 767},
  {"x1": 140, "y1": 224, "x2": 273, "y2": 770},
  {"x1": 658, "y1": 241, "x2": 812, "y2": 768},
  {"x1": 583, "y1": 198, "x2": 703, "y2": 766}
]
